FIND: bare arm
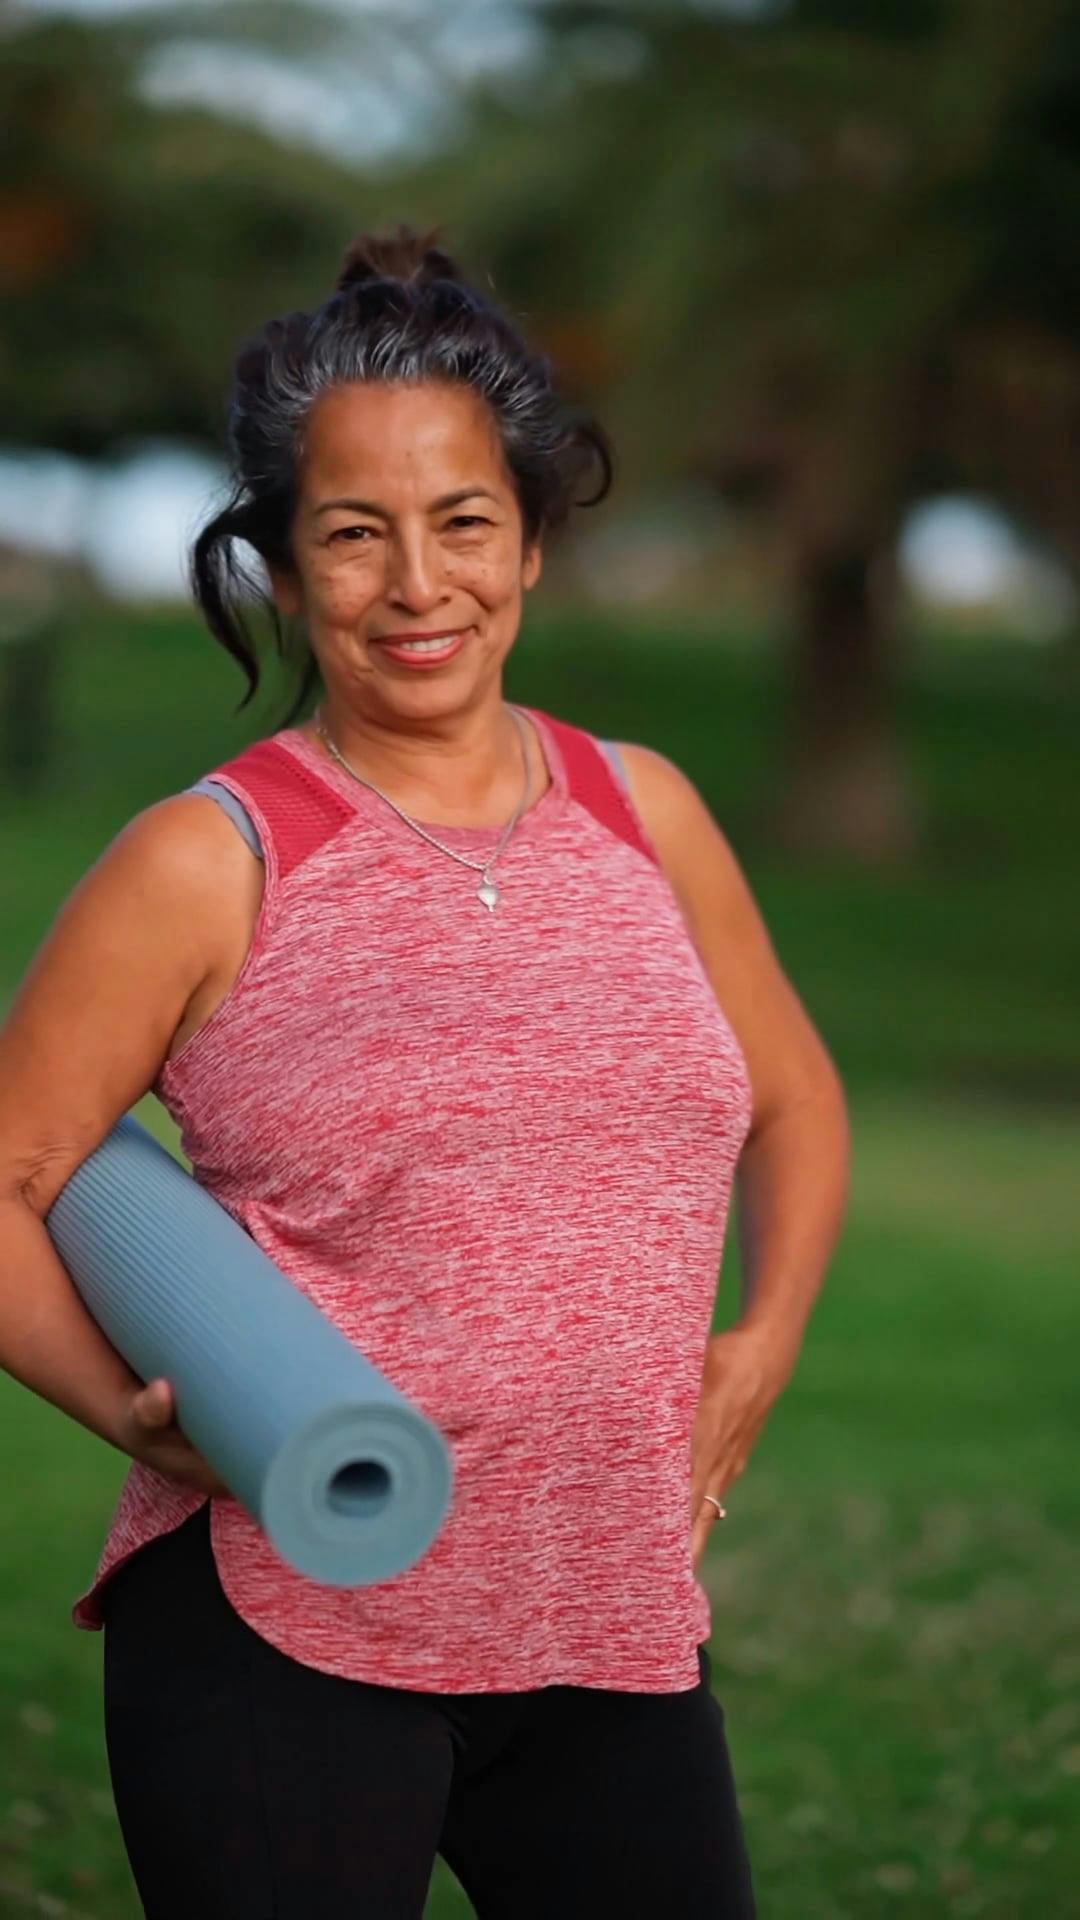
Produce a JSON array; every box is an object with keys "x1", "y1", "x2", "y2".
[
  {"x1": 0, "y1": 795, "x2": 253, "y2": 1457},
  {"x1": 617, "y1": 742, "x2": 850, "y2": 1369},
  {"x1": 617, "y1": 741, "x2": 850, "y2": 1554}
]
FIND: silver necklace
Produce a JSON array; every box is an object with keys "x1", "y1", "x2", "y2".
[{"x1": 313, "y1": 702, "x2": 532, "y2": 912}]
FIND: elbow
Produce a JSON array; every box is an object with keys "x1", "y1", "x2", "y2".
[
  {"x1": 746, "y1": 1054, "x2": 848, "y2": 1149},
  {"x1": 0, "y1": 1143, "x2": 75, "y2": 1221}
]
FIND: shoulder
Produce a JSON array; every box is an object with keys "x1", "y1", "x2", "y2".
[
  {"x1": 610, "y1": 742, "x2": 703, "y2": 831},
  {"x1": 114, "y1": 790, "x2": 261, "y2": 887},
  {"x1": 73, "y1": 791, "x2": 264, "y2": 951},
  {"x1": 606, "y1": 742, "x2": 746, "y2": 913}
]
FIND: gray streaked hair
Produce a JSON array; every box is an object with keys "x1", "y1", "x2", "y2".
[{"x1": 190, "y1": 222, "x2": 614, "y2": 726}]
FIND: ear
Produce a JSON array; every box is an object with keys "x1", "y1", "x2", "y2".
[
  {"x1": 268, "y1": 564, "x2": 303, "y2": 621},
  {"x1": 522, "y1": 539, "x2": 543, "y2": 592}
]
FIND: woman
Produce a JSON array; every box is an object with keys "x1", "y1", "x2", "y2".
[{"x1": 0, "y1": 224, "x2": 849, "y2": 1917}]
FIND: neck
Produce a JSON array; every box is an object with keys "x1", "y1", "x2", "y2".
[{"x1": 310, "y1": 700, "x2": 538, "y2": 828}]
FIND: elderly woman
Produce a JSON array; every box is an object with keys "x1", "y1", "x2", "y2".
[{"x1": 0, "y1": 224, "x2": 848, "y2": 1918}]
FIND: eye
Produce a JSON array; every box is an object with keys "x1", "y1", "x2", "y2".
[
  {"x1": 448, "y1": 516, "x2": 489, "y2": 529},
  {"x1": 329, "y1": 525, "x2": 375, "y2": 543}
]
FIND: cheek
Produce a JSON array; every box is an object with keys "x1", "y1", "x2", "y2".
[
  {"x1": 452, "y1": 545, "x2": 525, "y2": 604},
  {"x1": 314, "y1": 566, "x2": 375, "y2": 624}
]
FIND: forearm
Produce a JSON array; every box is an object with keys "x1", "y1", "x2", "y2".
[
  {"x1": 731, "y1": 1073, "x2": 851, "y2": 1362},
  {"x1": 0, "y1": 1193, "x2": 142, "y2": 1455}
]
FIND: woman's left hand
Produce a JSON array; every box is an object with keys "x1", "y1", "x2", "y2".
[{"x1": 688, "y1": 1323, "x2": 799, "y2": 1576}]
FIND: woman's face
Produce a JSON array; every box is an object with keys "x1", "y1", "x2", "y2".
[{"x1": 270, "y1": 379, "x2": 542, "y2": 724}]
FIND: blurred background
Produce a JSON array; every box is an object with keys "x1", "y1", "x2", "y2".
[{"x1": 1, "y1": 1, "x2": 1078, "y2": 1915}]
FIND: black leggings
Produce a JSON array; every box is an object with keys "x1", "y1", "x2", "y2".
[{"x1": 102, "y1": 1501, "x2": 756, "y2": 1919}]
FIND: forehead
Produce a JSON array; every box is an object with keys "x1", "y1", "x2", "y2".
[{"x1": 298, "y1": 380, "x2": 507, "y2": 493}]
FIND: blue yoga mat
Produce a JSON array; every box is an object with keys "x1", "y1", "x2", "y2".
[{"x1": 45, "y1": 1114, "x2": 453, "y2": 1586}]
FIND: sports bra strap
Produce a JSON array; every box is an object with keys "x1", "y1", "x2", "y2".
[{"x1": 187, "y1": 778, "x2": 264, "y2": 860}]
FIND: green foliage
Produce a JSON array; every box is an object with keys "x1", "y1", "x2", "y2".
[
  {"x1": 9, "y1": 0, "x2": 1080, "y2": 550},
  {"x1": 8, "y1": 0, "x2": 1079, "y2": 864},
  {"x1": 0, "y1": 9, "x2": 382, "y2": 453},
  {"x1": 394, "y1": 1, "x2": 1080, "y2": 551}
]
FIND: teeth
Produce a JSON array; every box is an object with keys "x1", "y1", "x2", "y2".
[{"x1": 389, "y1": 635, "x2": 459, "y2": 653}]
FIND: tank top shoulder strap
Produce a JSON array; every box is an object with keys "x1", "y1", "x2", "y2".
[
  {"x1": 203, "y1": 716, "x2": 659, "y2": 876},
  {"x1": 205, "y1": 735, "x2": 355, "y2": 884},
  {"x1": 534, "y1": 710, "x2": 660, "y2": 870}
]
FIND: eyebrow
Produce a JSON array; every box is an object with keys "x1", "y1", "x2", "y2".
[{"x1": 314, "y1": 488, "x2": 501, "y2": 517}]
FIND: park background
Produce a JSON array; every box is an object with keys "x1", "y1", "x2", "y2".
[{"x1": 1, "y1": 1, "x2": 1078, "y2": 1915}]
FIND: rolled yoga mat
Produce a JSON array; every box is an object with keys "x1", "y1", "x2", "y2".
[{"x1": 45, "y1": 1113, "x2": 453, "y2": 1586}]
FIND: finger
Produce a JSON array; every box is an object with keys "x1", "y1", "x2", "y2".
[
  {"x1": 690, "y1": 1510, "x2": 722, "y2": 1568},
  {"x1": 135, "y1": 1378, "x2": 173, "y2": 1424},
  {"x1": 697, "y1": 1492, "x2": 727, "y2": 1527},
  {"x1": 689, "y1": 1473, "x2": 715, "y2": 1520}
]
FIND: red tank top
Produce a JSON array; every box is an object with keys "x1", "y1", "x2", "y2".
[{"x1": 71, "y1": 705, "x2": 752, "y2": 1693}]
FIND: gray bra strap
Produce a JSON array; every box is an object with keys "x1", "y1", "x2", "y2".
[
  {"x1": 186, "y1": 738, "x2": 629, "y2": 862},
  {"x1": 598, "y1": 738, "x2": 630, "y2": 792},
  {"x1": 186, "y1": 778, "x2": 264, "y2": 861}
]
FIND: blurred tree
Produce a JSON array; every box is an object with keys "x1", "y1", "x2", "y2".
[
  {"x1": 0, "y1": 4, "x2": 419, "y2": 452},
  {"x1": 393, "y1": 0, "x2": 1080, "y2": 858},
  {"x1": 0, "y1": 542, "x2": 65, "y2": 790},
  {"x1": 3, "y1": 1, "x2": 1078, "y2": 858}
]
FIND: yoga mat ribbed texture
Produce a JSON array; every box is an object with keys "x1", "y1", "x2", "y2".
[{"x1": 45, "y1": 1114, "x2": 453, "y2": 1585}]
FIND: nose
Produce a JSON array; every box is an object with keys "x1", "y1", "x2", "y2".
[{"x1": 385, "y1": 527, "x2": 451, "y2": 615}]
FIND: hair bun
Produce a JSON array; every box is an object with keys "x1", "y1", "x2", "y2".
[{"x1": 335, "y1": 222, "x2": 462, "y2": 294}]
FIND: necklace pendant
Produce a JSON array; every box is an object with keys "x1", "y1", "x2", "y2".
[{"x1": 477, "y1": 879, "x2": 499, "y2": 911}]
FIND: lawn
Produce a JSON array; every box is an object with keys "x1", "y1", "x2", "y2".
[
  {"x1": 2, "y1": 601, "x2": 1077, "y2": 1102},
  {"x1": 1, "y1": 602, "x2": 1076, "y2": 1916}
]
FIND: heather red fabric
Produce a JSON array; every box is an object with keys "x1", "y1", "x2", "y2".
[{"x1": 72, "y1": 705, "x2": 753, "y2": 1693}]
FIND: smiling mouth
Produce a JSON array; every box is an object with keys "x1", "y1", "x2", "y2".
[
  {"x1": 373, "y1": 630, "x2": 470, "y2": 663},
  {"x1": 375, "y1": 628, "x2": 466, "y2": 644}
]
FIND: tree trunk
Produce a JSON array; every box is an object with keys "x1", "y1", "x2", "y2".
[
  {"x1": 767, "y1": 533, "x2": 921, "y2": 863},
  {"x1": 0, "y1": 547, "x2": 63, "y2": 793}
]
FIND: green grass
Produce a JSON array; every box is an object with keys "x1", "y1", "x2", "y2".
[
  {"x1": 2, "y1": 601, "x2": 1077, "y2": 1104},
  {"x1": 1, "y1": 603, "x2": 1077, "y2": 1915},
  {"x1": 2, "y1": 1090, "x2": 1076, "y2": 1918}
]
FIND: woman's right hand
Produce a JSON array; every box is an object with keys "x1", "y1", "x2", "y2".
[{"x1": 119, "y1": 1377, "x2": 232, "y2": 1498}]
